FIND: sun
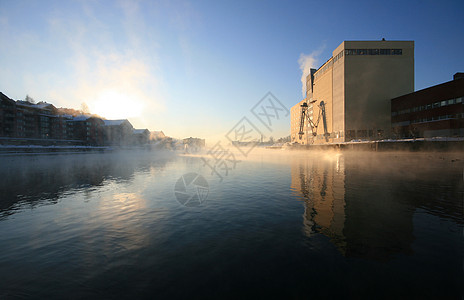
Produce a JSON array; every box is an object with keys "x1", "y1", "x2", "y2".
[{"x1": 91, "y1": 90, "x2": 143, "y2": 119}]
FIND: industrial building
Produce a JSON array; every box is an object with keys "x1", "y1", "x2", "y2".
[
  {"x1": 391, "y1": 73, "x2": 464, "y2": 138},
  {"x1": 291, "y1": 40, "x2": 414, "y2": 144}
]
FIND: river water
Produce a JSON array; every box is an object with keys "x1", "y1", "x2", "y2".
[{"x1": 0, "y1": 150, "x2": 462, "y2": 298}]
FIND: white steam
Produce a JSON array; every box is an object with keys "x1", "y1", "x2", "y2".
[{"x1": 298, "y1": 50, "x2": 321, "y2": 98}]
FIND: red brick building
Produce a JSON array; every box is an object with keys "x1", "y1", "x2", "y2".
[
  {"x1": 1, "y1": 92, "x2": 103, "y2": 145},
  {"x1": 103, "y1": 119, "x2": 134, "y2": 146},
  {"x1": 391, "y1": 73, "x2": 464, "y2": 138},
  {"x1": 0, "y1": 93, "x2": 16, "y2": 137},
  {"x1": 68, "y1": 116, "x2": 105, "y2": 146}
]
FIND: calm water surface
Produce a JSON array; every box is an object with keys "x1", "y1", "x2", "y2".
[{"x1": 0, "y1": 150, "x2": 463, "y2": 299}]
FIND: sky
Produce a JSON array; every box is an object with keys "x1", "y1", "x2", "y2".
[{"x1": 1, "y1": 0, "x2": 463, "y2": 144}]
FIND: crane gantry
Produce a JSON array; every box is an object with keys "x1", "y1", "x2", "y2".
[{"x1": 298, "y1": 99, "x2": 329, "y2": 143}]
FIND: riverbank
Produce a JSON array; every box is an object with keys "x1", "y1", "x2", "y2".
[
  {"x1": 0, "y1": 145, "x2": 112, "y2": 155},
  {"x1": 290, "y1": 137, "x2": 464, "y2": 152}
]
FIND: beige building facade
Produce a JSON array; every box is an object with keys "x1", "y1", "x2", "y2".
[{"x1": 291, "y1": 40, "x2": 414, "y2": 144}]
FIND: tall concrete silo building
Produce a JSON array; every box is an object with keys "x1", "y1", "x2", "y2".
[{"x1": 291, "y1": 40, "x2": 414, "y2": 144}]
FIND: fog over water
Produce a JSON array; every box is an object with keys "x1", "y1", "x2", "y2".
[{"x1": 0, "y1": 149, "x2": 462, "y2": 298}]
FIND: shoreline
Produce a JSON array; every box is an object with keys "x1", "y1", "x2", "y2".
[{"x1": 289, "y1": 138, "x2": 464, "y2": 152}]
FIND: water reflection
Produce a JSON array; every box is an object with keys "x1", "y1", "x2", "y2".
[
  {"x1": 292, "y1": 153, "x2": 346, "y2": 253},
  {"x1": 291, "y1": 152, "x2": 464, "y2": 261},
  {"x1": 0, "y1": 151, "x2": 174, "y2": 219}
]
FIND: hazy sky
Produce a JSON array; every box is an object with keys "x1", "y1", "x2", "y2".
[{"x1": 1, "y1": 0, "x2": 463, "y2": 143}]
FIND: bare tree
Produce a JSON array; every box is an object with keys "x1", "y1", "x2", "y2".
[
  {"x1": 25, "y1": 94, "x2": 35, "y2": 103},
  {"x1": 80, "y1": 102, "x2": 90, "y2": 115}
]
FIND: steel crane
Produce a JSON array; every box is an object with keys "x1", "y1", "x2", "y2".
[{"x1": 298, "y1": 99, "x2": 329, "y2": 143}]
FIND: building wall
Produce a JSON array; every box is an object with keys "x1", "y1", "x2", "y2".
[
  {"x1": 291, "y1": 40, "x2": 414, "y2": 144},
  {"x1": 0, "y1": 95, "x2": 16, "y2": 137},
  {"x1": 313, "y1": 58, "x2": 334, "y2": 143},
  {"x1": 344, "y1": 40, "x2": 414, "y2": 140},
  {"x1": 103, "y1": 120, "x2": 134, "y2": 146},
  {"x1": 332, "y1": 44, "x2": 345, "y2": 143},
  {"x1": 290, "y1": 100, "x2": 305, "y2": 143},
  {"x1": 391, "y1": 77, "x2": 464, "y2": 138}
]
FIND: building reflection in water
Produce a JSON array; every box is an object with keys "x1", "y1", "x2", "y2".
[
  {"x1": 0, "y1": 152, "x2": 173, "y2": 219},
  {"x1": 292, "y1": 151, "x2": 464, "y2": 261},
  {"x1": 292, "y1": 152, "x2": 438, "y2": 261},
  {"x1": 292, "y1": 153, "x2": 347, "y2": 254}
]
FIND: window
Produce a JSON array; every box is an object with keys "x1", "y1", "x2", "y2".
[
  {"x1": 433, "y1": 102, "x2": 440, "y2": 108},
  {"x1": 448, "y1": 99, "x2": 455, "y2": 105},
  {"x1": 380, "y1": 49, "x2": 391, "y2": 55},
  {"x1": 441, "y1": 100, "x2": 447, "y2": 106},
  {"x1": 427, "y1": 104, "x2": 432, "y2": 110},
  {"x1": 456, "y1": 97, "x2": 462, "y2": 103},
  {"x1": 345, "y1": 48, "x2": 402, "y2": 56}
]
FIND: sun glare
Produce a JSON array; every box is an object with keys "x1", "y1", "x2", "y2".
[{"x1": 91, "y1": 90, "x2": 143, "y2": 119}]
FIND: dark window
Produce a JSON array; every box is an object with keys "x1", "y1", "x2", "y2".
[
  {"x1": 380, "y1": 49, "x2": 391, "y2": 55},
  {"x1": 368, "y1": 49, "x2": 379, "y2": 55},
  {"x1": 392, "y1": 49, "x2": 402, "y2": 55},
  {"x1": 357, "y1": 130, "x2": 367, "y2": 138}
]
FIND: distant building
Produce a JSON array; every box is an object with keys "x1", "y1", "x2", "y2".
[
  {"x1": 133, "y1": 129, "x2": 150, "y2": 145},
  {"x1": 1, "y1": 92, "x2": 169, "y2": 147},
  {"x1": 291, "y1": 40, "x2": 414, "y2": 144},
  {"x1": 0, "y1": 93, "x2": 71, "y2": 142},
  {"x1": 0, "y1": 93, "x2": 17, "y2": 138},
  {"x1": 391, "y1": 73, "x2": 464, "y2": 138},
  {"x1": 183, "y1": 137, "x2": 205, "y2": 149},
  {"x1": 69, "y1": 115, "x2": 104, "y2": 145},
  {"x1": 103, "y1": 119, "x2": 134, "y2": 146},
  {"x1": 150, "y1": 130, "x2": 166, "y2": 141}
]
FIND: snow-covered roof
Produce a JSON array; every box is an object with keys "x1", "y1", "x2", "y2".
[
  {"x1": 71, "y1": 115, "x2": 91, "y2": 121},
  {"x1": 133, "y1": 129, "x2": 149, "y2": 134},
  {"x1": 35, "y1": 102, "x2": 55, "y2": 109},
  {"x1": 16, "y1": 100, "x2": 35, "y2": 107},
  {"x1": 103, "y1": 119, "x2": 128, "y2": 126},
  {"x1": 15, "y1": 101, "x2": 55, "y2": 110}
]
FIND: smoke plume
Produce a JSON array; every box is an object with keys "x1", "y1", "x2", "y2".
[{"x1": 298, "y1": 50, "x2": 321, "y2": 98}]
